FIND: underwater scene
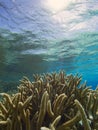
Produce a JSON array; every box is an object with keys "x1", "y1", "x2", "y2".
[{"x1": 0, "y1": 0, "x2": 98, "y2": 130}]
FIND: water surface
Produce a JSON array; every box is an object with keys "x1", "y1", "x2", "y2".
[{"x1": 0, "y1": 0, "x2": 98, "y2": 91}]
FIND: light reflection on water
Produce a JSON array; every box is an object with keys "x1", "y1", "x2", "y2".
[{"x1": 0, "y1": 0, "x2": 98, "y2": 91}]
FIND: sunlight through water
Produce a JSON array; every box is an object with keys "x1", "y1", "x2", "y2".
[
  {"x1": 0, "y1": 0, "x2": 98, "y2": 90},
  {"x1": 42, "y1": 0, "x2": 72, "y2": 13}
]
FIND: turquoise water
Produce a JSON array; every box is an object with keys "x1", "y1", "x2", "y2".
[{"x1": 0, "y1": 0, "x2": 98, "y2": 91}]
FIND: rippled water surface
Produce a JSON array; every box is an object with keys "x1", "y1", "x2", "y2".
[{"x1": 0, "y1": 0, "x2": 98, "y2": 91}]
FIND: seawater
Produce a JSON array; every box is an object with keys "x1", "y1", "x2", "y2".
[{"x1": 0, "y1": 0, "x2": 98, "y2": 92}]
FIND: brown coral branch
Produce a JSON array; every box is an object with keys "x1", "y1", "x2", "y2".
[
  {"x1": 75, "y1": 99, "x2": 91, "y2": 130},
  {"x1": 57, "y1": 112, "x2": 81, "y2": 130},
  {"x1": 37, "y1": 91, "x2": 49, "y2": 130}
]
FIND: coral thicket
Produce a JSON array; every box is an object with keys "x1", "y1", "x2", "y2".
[{"x1": 0, "y1": 71, "x2": 98, "y2": 130}]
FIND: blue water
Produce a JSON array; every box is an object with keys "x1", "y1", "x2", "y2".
[{"x1": 0, "y1": 0, "x2": 98, "y2": 91}]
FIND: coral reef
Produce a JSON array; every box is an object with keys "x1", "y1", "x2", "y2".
[{"x1": 0, "y1": 71, "x2": 98, "y2": 130}]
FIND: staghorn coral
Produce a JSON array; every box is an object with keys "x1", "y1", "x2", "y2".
[{"x1": 0, "y1": 71, "x2": 98, "y2": 130}]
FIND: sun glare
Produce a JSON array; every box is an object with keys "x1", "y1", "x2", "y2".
[{"x1": 43, "y1": 0, "x2": 71, "y2": 13}]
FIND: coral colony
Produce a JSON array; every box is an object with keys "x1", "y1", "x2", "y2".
[{"x1": 0, "y1": 71, "x2": 98, "y2": 130}]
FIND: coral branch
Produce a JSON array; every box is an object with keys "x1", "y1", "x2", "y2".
[{"x1": 75, "y1": 99, "x2": 91, "y2": 130}]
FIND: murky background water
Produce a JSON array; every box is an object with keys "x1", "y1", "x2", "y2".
[{"x1": 0, "y1": 0, "x2": 98, "y2": 92}]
